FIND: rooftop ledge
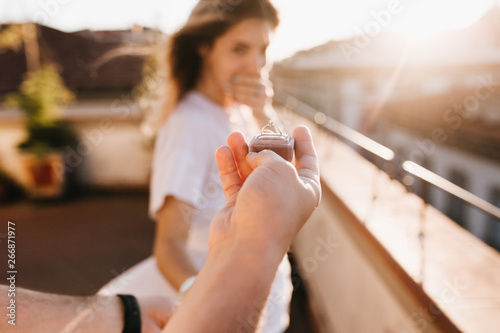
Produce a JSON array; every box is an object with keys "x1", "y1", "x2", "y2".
[
  {"x1": 0, "y1": 99, "x2": 143, "y2": 124},
  {"x1": 277, "y1": 107, "x2": 500, "y2": 333}
]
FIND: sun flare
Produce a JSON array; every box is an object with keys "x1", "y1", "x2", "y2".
[{"x1": 395, "y1": 0, "x2": 490, "y2": 41}]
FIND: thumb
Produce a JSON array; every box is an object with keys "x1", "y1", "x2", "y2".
[{"x1": 246, "y1": 150, "x2": 284, "y2": 170}]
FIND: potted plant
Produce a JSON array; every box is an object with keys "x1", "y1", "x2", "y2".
[{"x1": 6, "y1": 65, "x2": 78, "y2": 199}]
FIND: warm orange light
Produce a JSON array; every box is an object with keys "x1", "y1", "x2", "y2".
[{"x1": 396, "y1": 1, "x2": 486, "y2": 41}]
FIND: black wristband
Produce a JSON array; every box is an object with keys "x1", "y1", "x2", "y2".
[{"x1": 117, "y1": 294, "x2": 141, "y2": 333}]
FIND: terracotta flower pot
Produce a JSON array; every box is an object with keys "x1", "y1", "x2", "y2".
[{"x1": 21, "y1": 152, "x2": 66, "y2": 199}]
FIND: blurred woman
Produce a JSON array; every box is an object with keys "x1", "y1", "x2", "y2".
[{"x1": 100, "y1": 1, "x2": 292, "y2": 331}]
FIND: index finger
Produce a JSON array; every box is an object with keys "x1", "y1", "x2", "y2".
[
  {"x1": 215, "y1": 145, "x2": 243, "y2": 205},
  {"x1": 227, "y1": 131, "x2": 253, "y2": 181}
]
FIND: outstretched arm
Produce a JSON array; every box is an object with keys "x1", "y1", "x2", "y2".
[
  {"x1": 0, "y1": 286, "x2": 174, "y2": 333},
  {"x1": 164, "y1": 126, "x2": 321, "y2": 333}
]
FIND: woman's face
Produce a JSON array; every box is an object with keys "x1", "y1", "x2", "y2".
[{"x1": 199, "y1": 18, "x2": 273, "y2": 92}]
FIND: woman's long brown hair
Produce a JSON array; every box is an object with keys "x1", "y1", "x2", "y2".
[{"x1": 163, "y1": 0, "x2": 279, "y2": 120}]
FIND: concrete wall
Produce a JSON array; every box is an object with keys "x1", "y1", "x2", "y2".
[
  {"x1": 280, "y1": 108, "x2": 500, "y2": 333},
  {"x1": 294, "y1": 191, "x2": 429, "y2": 333},
  {"x1": 0, "y1": 101, "x2": 154, "y2": 190}
]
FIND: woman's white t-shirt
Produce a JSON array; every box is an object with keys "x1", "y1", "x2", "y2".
[{"x1": 149, "y1": 90, "x2": 258, "y2": 269}]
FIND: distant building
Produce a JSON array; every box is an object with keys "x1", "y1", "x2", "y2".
[
  {"x1": 0, "y1": 24, "x2": 155, "y2": 97},
  {"x1": 0, "y1": 24, "x2": 160, "y2": 189},
  {"x1": 271, "y1": 7, "x2": 500, "y2": 249}
]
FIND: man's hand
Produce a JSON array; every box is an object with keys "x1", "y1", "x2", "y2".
[
  {"x1": 210, "y1": 125, "x2": 321, "y2": 256},
  {"x1": 163, "y1": 126, "x2": 320, "y2": 333},
  {"x1": 137, "y1": 296, "x2": 176, "y2": 333}
]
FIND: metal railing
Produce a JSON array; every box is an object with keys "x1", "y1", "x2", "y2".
[
  {"x1": 274, "y1": 92, "x2": 500, "y2": 223},
  {"x1": 403, "y1": 161, "x2": 500, "y2": 221},
  {"x1": 277, "y1": 93, "x2": 395, "y2": 162}
]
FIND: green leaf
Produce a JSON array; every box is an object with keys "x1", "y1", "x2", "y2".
[
  {"x1": 0, "y1": 25, "x2": 24, "y2": 53},
  {"x1": 7, "y1": 64, "x2": 75, "y2": 127}
]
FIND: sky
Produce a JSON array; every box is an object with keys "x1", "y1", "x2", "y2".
[{"x1": 0, "y1": 0, "x2": 498, "y2": 60}]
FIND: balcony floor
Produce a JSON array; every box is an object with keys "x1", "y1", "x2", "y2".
[{"x1": 0, "y1": 192, "x2": 317, "y2": 332}]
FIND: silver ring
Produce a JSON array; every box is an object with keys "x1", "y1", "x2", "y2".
[{"x1": 260, "y1": 121, "x2": 283, "y2": 135}]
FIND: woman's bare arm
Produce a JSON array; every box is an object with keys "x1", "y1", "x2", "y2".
[{"x1": 153, "y1": 196, "x2": 199, "y2": 291}]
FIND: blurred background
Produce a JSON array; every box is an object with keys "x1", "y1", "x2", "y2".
[{"x1": 1, "y1": 1, "x2": 499, "y2": 332}]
